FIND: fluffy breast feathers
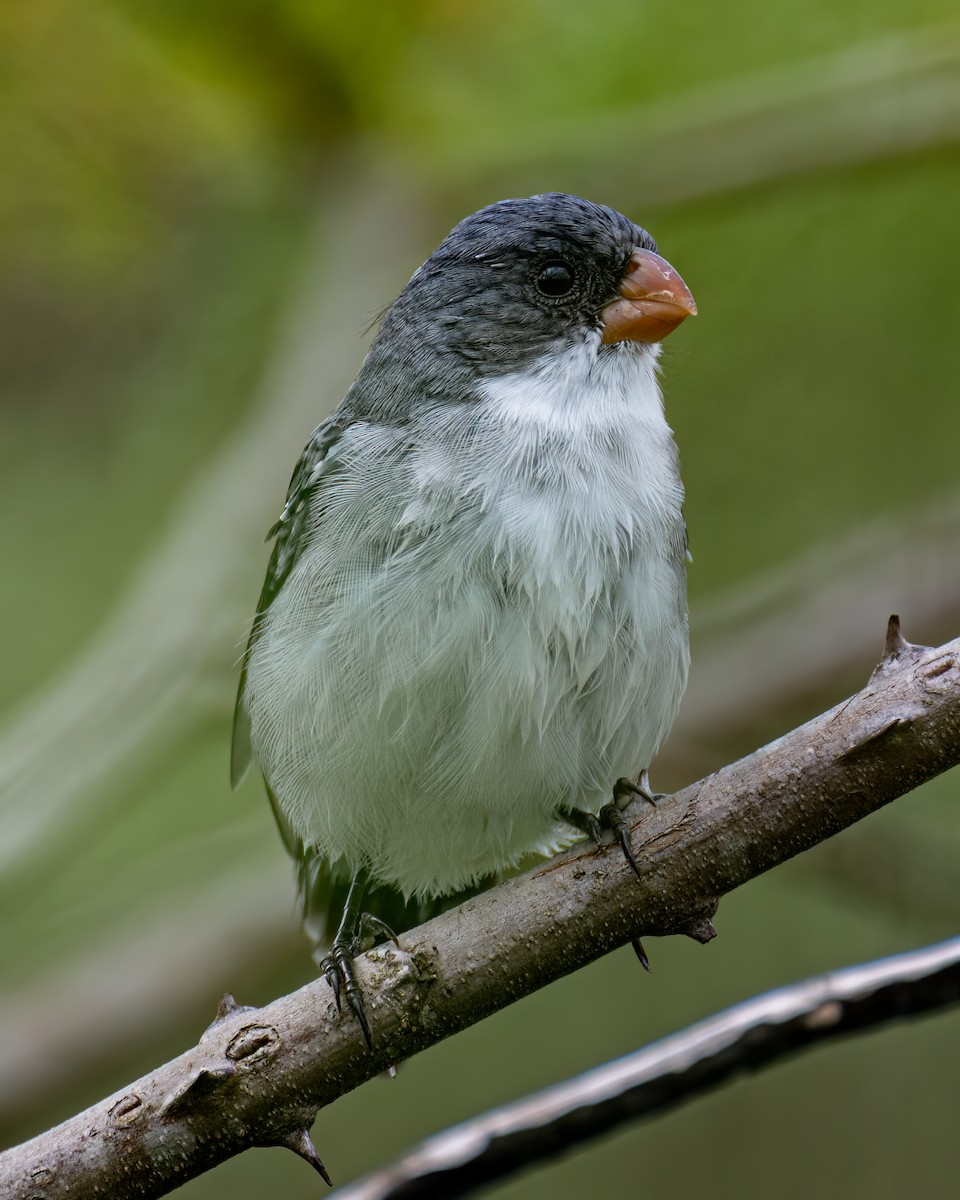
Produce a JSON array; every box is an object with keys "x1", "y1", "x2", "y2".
[{"x1": 239, "y1": 338, "x2": 689, "y2": 898}]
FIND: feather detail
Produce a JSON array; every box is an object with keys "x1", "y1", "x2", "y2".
[
  {"x1": 241, "y1": 338, "x2": 689, "y2": 902},
  {"x1": 230, "y1": 417, "x2": 344, "y2": 788}
]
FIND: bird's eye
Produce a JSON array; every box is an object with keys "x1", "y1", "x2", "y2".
[{"x1": 536, "y1": 261, "x2": 576, "y2": 298}]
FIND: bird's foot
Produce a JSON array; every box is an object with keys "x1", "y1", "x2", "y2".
[
  {"x1": 317, "y1": 912, "x2": 399, "y2": 1050},
  {"x1": 614, "y1": 768, "x2": 666, "y2": 809},
  {"x1": 319, "y1": 940, "x2": 372, "y2": 1050},
  {"x1": 359, "y1": 912, "x2": 400, "y2": 950},
  {"x1": 568, "y1": 770, "x2": 662, "y2": 881},
  {"x1": 567, "y1": 770, "x2": 665, "y2": 970},
  {"x1": 315, "y1": 869, "x2": 380, "y2": 1049},
  {"x1": 567, "y1": 799, "x2": 642, "y2": 879}
]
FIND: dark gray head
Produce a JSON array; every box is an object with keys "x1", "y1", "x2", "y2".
[{"x1": 346, "y1": 193, "x2": 692, "y2": 421}]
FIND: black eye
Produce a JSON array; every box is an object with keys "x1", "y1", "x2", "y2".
[{"x1": 536, "y1": 261, "x2": 576, "y2": 297}]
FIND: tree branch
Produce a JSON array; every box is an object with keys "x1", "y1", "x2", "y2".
[
  {"x1": 332, "y1": 936, "x2": 960, "y2": 1200},
  {"x1": 3, "y1": 620, "x2": 958, "y2": 1198}
]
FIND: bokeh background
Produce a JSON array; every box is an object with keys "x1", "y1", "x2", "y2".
[{"x1": 2, "y1": 2, "x2": 959, "y2": 1196}]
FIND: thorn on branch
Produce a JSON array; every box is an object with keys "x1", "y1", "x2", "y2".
[
  {"x1": 872, "y1": 615, "x2": 932, "y2": 679},
  {"x1": 274, "y1": 1128, "x2": 332, "y2": 1186},
  {"x1": 683, "y1": 917, "x2": 718, "y2": 944},
  {"x1": 161, "y1": 1066, "x2": 237, "y2": 1118},
  {"x1": 838, "y1": 716, "x2": 912, "y2": 761},
  {"x1": 675, "y1": 899, "x2": 720, "y2": 944},
  {"x1": 204, "y1": 993, "x2": 255, "y2": 1035},
  {"x1": 216, "y1": 993, "x2": 246, "y2": 1019},
  {"x1": 885, "y1": 614, "x2": 908, "y2": 659}
]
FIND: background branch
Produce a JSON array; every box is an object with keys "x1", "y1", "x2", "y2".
[
  {"x1": 3, "y1": 623, "x2": 958, "y2": 1200},
  {"x1": 333, "y1": 936, "x2": 960, "y2": 1200}
]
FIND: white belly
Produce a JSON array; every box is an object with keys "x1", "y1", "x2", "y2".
[{"x1": 243, "y1": 341, "x2": 689, "y2": 898}]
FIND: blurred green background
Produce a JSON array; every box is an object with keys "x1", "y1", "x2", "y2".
[{"x1": 2, "y1": 1, "x2": 959, "y2": 1196}]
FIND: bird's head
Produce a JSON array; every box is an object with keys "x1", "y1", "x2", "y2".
[{"x1": 381, "y1": 192, "x2": 696, "y2": 379}]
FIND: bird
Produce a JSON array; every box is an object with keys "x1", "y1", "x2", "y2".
[{"x1": 232, "y1": 192, "x2": 696, "y2": 1044}]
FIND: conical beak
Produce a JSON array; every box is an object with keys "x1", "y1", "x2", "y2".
[{"x1": 600, "y1": 248, "x2": 697, "y2": 344}]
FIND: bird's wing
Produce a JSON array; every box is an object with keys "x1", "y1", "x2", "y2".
[{"x1": 230, "y1": 416, "x2": 344, "y2": 788}]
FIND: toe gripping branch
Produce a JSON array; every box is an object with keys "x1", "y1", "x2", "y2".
[
  {"x1": 567, "y1": 771, "x2": 664, "y2": 971},
  {"x1": 317, "y1": 869, "x2": 399, "y2": 1050},
  {"x1": 320, "y1": 941, "x2": 372, "y2": 1049}
]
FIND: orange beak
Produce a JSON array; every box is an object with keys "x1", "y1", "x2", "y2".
[{"x1": 600, "y1": 248, "x2": 697, "y2": 344}]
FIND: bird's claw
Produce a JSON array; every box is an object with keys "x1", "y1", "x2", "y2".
[
  {"x1": 569, "y1": 770, "x2": 661, "y2": 883},
  {"x1": 631, "y1": 938, "x2": 652, "y2": 972},
  {"x1": 320, "y1": 943, "x2": 373, "y2": 1049},
  {"x1": 567, "y1": 770, "x2": 667, "y2": 972},
  {"x1": 360, "y1": 913, "x2": 400, "y2": 947},
  {"x1": 613, "y1": 769, "x2": 663, "y2": 808},
  {"x1": 566, "y1": 799, "x2": 643, "y2": 875},
  {"x1": 598, "y1": 800, "x2": 643, "y2": 881},
  {"x1": 324, "y1": 958, "x2": 342, "y2": 1012}
]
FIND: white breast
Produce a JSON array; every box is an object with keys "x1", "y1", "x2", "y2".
[{"x1": 244, "y1": 337, "x2": 689, "y2": 899}]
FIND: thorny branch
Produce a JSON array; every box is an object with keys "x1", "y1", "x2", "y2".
[{"x1": 3, "y1": 618, "x2": 959, "y2": 1199}]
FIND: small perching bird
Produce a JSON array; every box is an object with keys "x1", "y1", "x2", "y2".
[{"x1": 232, "y1": 193, "x2": 697, "y2": 1043}]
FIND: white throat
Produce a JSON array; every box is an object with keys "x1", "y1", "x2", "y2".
[
  {"x1": 468, "y1": 338, "x2": 679, "y2": 543},
  {"x1": 478, "y1": 336, "x2": 664, "y2": 440}
]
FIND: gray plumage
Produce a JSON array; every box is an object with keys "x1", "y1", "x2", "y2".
[{"x1": 233, "y1": 193, "x2": 690, "y2": 947}]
